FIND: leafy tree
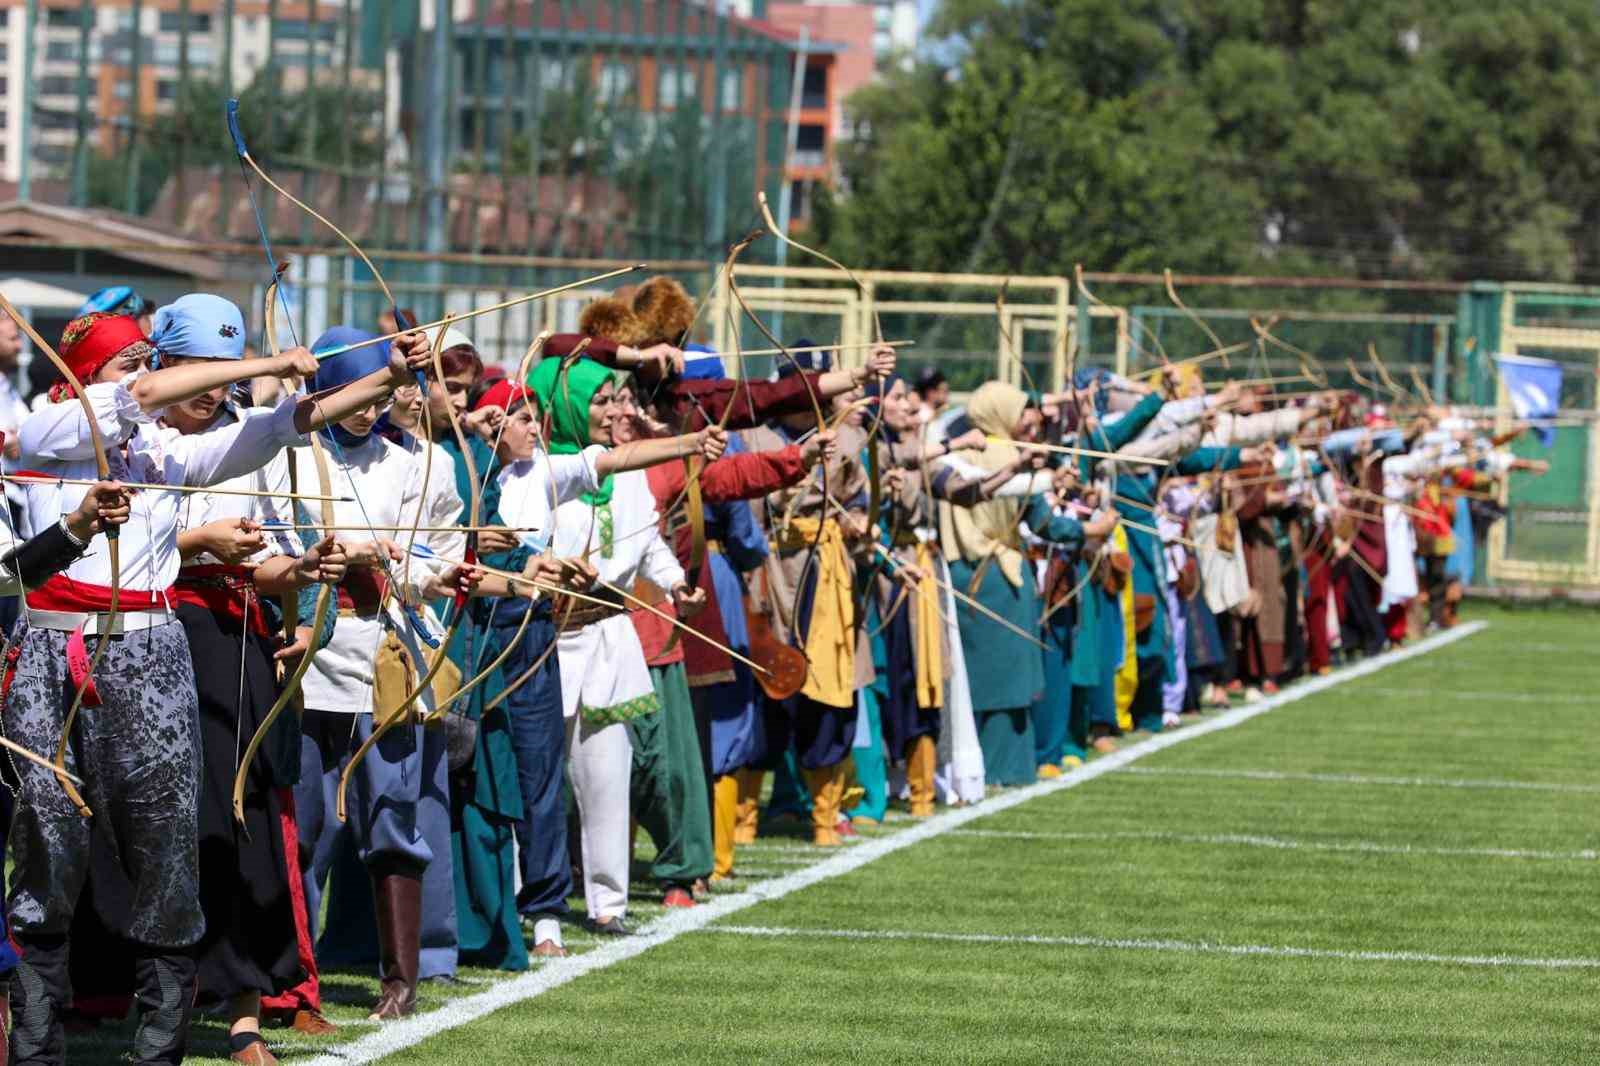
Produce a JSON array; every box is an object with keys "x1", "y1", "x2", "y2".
[{"x1": 819, "y1": 0, "x2": 1600, "y2": 284}]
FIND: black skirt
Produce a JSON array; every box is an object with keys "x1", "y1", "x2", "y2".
[{"x1": 180, "y1": 602, "x2": 303, "y2": 1003}]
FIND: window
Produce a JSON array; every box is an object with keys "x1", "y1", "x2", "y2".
[
  {"x1": 274, "y1": 20, "x2": 337, "y2": 43},
  {"x1": 657, "y1": 64, "x2": 694, "y2": 109},
  {"x1": 159, "y1": 12, "x2": 211, "y2": 34},
  {"x1": 0, "y1": 110, "x2": 7, "y2": 130},
  {"x1": 800, "y1": 64, "x2": 827, "y2": 109},
  {"x1": 537, "y1": 58, "x2": 569, "y2": 91},
  {"x1": 44, "y1": 7, "x2": 85, "y2": 28},
  {"x1": 37, "y1": 75, "x2": 77, "y2": 96},
  {"x1": 44, "y1": 41, "x2": 80, "y2": 62},
  {"x1": 719, "y1": 67, "x2": 741, "y2": 111},
  {"x1": 597, "y1": 62, "x2": 632, "y2": 105},
  {"x1": 156, "y1": 80, "x2": 176, "y2": 101},
  {"x1": 0, "y1": 43, "x2": 7, "y2": 63},
  {"x1": 114, "y1": 82, "x2": 132, "y2": 99}
]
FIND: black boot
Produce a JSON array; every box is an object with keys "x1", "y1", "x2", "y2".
[
  {"x1": 10, "y1": 934, "x2": 69, "y2": 1066},
  {"x1": 130, "y1": 949, "x2": 196, "y2": 1066}
]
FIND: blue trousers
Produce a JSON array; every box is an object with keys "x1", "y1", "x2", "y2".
[
  {"x1": 295, "y1": 709, "x2": 457, "y2": 978},
  {"x1": 493, "y1": 603, "x2": 572, "y2": 918}
]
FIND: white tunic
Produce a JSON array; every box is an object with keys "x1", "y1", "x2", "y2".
[
  {"x1": 549, "y1": 469, "x2": 684, "y2": 720},
  {"x1": 13, "y1": 381, "x2": 308, "y2": 598},
  {"x1": 295, "y1": 433, "x2": 456, "y2": 716},
  {"x1": 163, "y1": 403, "x2": 305, "y2": 566},
  {"x1": 494, "y1": 446, "x2": 606, "y2": 551}
]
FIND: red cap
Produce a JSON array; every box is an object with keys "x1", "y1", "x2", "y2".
[
  {"x1": 473, "y1": 379, "x2": 534, "y2": 413},
  {"x1": 54, "y1": 313, "x2": 148, "y2": 397}
]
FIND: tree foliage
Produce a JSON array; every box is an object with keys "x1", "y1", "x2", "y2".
[{"x1": 817, "y1": 0, "x2": 1600, "y2": 283}]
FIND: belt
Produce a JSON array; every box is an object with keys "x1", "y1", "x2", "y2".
[
  {"x1": 556, "y1": 600, "x2": 625, "y2": 632},
  {"x1": 29, "y1": 607, "x2": 178, "y2": 635}
]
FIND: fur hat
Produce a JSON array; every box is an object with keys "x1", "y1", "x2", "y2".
[
  {"x1": 579, "y1": 297, "x2": 651, "y2": 347},
  {"x1": 630, "y1": 276, "x2": 695, "y2": 346}
]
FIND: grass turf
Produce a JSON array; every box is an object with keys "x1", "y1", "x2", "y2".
[{"x1": 71, "y1": 605, "x2": 1600, "y2": 1063}]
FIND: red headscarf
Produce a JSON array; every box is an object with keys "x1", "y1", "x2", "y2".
[
  {"x1": 473, "y1": 379, "x2": 534, "y2": 414},
  {"x1": 51, "y1": 313, "x2": 149, "y2": 401}
]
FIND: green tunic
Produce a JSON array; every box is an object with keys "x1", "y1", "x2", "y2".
[{"x1": 442, "y1": 435, "x2": 530, "y2": 972}]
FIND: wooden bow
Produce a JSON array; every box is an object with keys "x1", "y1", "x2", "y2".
[
  {"x1": 0, "y1": 294, "x2": 113, "y2": 817},
  {"x1": 231, "y1": 270, "x2": 338, "y2": 823}
]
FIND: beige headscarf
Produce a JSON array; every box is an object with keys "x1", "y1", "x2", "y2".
[{"x1": 938, "y1": 381, "x2": 1030, "y2": 587}]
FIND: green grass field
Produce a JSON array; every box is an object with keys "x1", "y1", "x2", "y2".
[{"x1": 77, "y1": 605, "x2": 1600, "y2": 1064}]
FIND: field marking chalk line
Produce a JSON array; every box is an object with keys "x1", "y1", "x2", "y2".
[
  {"x1": 1123, "y1": 765, "x2": 1600, "y2": 794},
  {"x1": 300, "y1": 621, "x2": 1486, "y2": 1065},
  {"x1": 701, "y1": 924, "x2": 1600, "y2": 971},
  {"x1": 949, "y1": 828, "x2": 1599, "y2": 862}
]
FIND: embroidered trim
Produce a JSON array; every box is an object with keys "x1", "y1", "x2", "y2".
[{"x1": 578, "y1": 690, "x2": 660, "y2": 726}]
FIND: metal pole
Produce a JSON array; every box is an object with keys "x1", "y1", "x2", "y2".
[
  {"x1": 422, "y1": 0, "x2": 452, "y2": 319},
  {"x1": 125, "y1": 0, "x2": 144, "y2": 214},
  {"x1": 771, "y1": 26, "x2": 808, "y2": 342},
  {"x1": 69, "y1": 0, "x2": 92, "y2": 205},
  {"x1": 18, "y1": 0, "x2": 38, "y2": 199}
]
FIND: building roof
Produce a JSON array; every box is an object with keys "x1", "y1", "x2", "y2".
[
  {"x1": 0, "y1": 198, "x2": 224, "y2": 280},
  {"x1": 0, "y1": 277, "x2": 89, "y2": 311}
]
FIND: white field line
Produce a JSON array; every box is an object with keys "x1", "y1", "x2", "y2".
[
  {"x1": 1358, "y1": 686, "x2": 1595, "y2": 704},
  {"x1": 949, "y1": 828, "x2": 1599, "y2": 862},
  {"x1": 702, "y1": 924, "x2": 1600, "y2": 971},
  {"x1": 1123, "y1": 765, "x2": 1600, "y2": 794},
  {"x1": 299, "y1": 620, "x2": 1487, "y2": 1065}
]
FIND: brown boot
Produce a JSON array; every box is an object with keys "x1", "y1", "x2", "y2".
[
  {"x1": 907, "y1": 735, "x2": 937, "y2": 817},
  {"x1": 712, "y1": 774, "x2": 739, "y2": 880},
  {"x1": 733, "y1": 769, "x2": 763, "y2": 844},
  {"x1": 802, "y1": 764, "x2": 843, "y2": 846},
  {"x1": 369, "y1": 870, "x2": 422, "y2": 1021}
]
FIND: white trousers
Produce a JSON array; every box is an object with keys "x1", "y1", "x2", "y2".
[{"x1": 564, "y1": 714, "x2": 633, "y2": 920}]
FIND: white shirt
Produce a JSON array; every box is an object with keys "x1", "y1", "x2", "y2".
[
  {"x1": 296, "y1": 433, "x2": 456, "y2": 716},
  {"x1": 549, "y1": 467, "x2": 684, "y2": 591},
  {"x1": 165, "y1": 403, "x2": 305, "y2": 567},
  {"x1": 14, "y1": 381, "x2": 308, "y2": 596},
  {"x1": 495, "y1": 446, "x2": 605, "y2": 551}
]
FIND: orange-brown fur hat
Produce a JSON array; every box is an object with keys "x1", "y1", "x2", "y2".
[
  {"x1": 578, "y1": 297, "x2": 651, "y2": 347},
  {"x1": 630, "y1": 276, "x2": 695, "y2": 346}
]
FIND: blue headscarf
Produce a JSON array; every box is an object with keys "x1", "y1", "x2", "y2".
[
  {"x1": 78, "y1": 285, "x2": 150, "y2": 319},
  {"x1": 682, "y1": 342, "x2": 726, "y2": 382},
  {"x1": 776, "y1": 337, "x2": 829, "y2": 380},
  {"x1": 311, "y1": 326, "x2": 390, "y2": 448},
  {"x1": 148, "y1": 294, "x2": 246, "y2": 366}
]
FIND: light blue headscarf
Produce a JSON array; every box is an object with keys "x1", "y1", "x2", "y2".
[{"x1": 148, "y1": 294, "x2": 246, "y2": 365}]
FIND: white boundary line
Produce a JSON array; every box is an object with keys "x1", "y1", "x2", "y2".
[
  {"x1": 949, "y1": 828, "x2": 1599, "y2": 862},
  {"x1": 300, "y1": 621, "x2": 1487, "y2": 1065},
  {"x1": 1122, "y1": 765, "x2": 1600, "y2": 794},
  {"x1": 701, "y1": 924, "x2": 1600, "y2": 971}
]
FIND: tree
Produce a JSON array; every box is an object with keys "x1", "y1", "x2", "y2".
[{"x1": 818, "y1": 0, "x2": 1600, "y2": 284}]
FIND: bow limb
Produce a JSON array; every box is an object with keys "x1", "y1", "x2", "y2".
[
  {"x1": 1075, "y1": 265, "x2": 1169, "y2": 373},
  {"x1": 0, "y1": 294, "x2": 109, "y2": 817},
  {"x1": 1248, "y1": 317, "x2": 1329, "y2": 389},
  {"x1": 1164, "y1": 269, "x2": 1230, "y2": 370},
  {"x1": 430, "y1": 331, "x2": 554, "y2": 716},
  {"x1": 335, "y1": 326, "x2": 461, "y2": 822},
  {"x1": 231, "y1": 281, "x2": 339, "y2": 823}
]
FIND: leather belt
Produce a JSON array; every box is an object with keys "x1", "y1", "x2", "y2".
[{"x1": 29, "y1": 607, "x2": 178, "y2": 635}]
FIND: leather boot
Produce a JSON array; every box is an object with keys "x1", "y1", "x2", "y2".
[
  {"x1": 131, "y1": 949, "x2": 197, "y2": 1066},
  {"x1": 907, "y1": 735, "x2": 936, "y2": 817},
  {"x1": 712, "y1": 774, "x2": 739, "y2": 881},
  {"x1": 11, "y1": 934, "x2": 69, "y2": 1066},
  {"x1": 802, "y1": 765, "x2": 842, "y2": 847},
  {"x1": 733, "y1": 769, "x2": 763, "y2": 844},
  {"x1": 369, "y1": 870, "x2": 422, "y2": 1021}
]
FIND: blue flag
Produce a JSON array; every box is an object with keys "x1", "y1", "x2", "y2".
[{"x1": 1494, "y1": 354, "x2": 1562, "y2": 447}]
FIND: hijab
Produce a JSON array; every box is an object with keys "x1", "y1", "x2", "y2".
[
  {"x1": 528, "y1": 355, "x2": 615, "y2": 506},
  {"x1": 311, "y1": 326, "x2": 390, "y2": 448},
  {"x1": 938, "y1": 381, "x2": 1031, "y2": 587}
]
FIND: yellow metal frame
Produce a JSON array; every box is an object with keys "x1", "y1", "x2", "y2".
[
  {"x1": 1486, "y1": 298, "x2": 1600, "y2": 586},
  {"x1": 706, "y1": 264, "x2": 1126, "y2": 390}
]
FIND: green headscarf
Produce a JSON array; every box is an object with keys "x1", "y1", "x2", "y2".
[{"x1": 528, "y1": 356, "x2": 614, "y2": 506}]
